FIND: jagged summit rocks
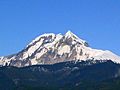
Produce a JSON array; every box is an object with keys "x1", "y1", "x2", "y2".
[{"x1": 0, "y1": 31, "x2": 120, "y2": 67}]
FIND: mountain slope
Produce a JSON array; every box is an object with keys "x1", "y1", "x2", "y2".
[
  {"x1": 0, "y1": 61, "x2": 120, "y2": 90},
  {"x1": 0, "y1": 31, "x2": 120, "y2": 67}
]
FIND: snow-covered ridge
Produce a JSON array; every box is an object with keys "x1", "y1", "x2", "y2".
[{"x1": 0, "y1": 30, "x2": 120, "y2": 67}]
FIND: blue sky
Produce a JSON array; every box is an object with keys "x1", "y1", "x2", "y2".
[{"x1": 0, "y1": 0, "x2": 120, "y2": 56}]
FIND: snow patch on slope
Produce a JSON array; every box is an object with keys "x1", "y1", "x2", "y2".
[{"x1": 58, "y1": 45, "x2": 71, "y2": 55}]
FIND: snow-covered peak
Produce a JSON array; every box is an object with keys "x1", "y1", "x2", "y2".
[
  {"x1": 27, "y1": 33, "x2": 56, "y2": 47},
  {"x1": 0, "y1": 30, "x2": 120, "y2": 67},
  {"x1": 65, "y1": 30, "x2": 82, "y2": 41},
  {"x1": 65, "y1": 30, "x2": 74, "y2": 37},
  {"x1": 24, "y1": 31, "x2": 120, "y2": 64},
  {"x1": 65, "y1": 30, "x2": 88, "y2": 46}
]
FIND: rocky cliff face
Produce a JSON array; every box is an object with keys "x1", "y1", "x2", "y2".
[{"x1": 0, "y1": 31, "x2": 120, "y2": 67}]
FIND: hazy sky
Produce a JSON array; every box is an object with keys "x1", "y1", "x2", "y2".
[{"x1": 0, "y1": 0, "x2": 120, "y2": 56}]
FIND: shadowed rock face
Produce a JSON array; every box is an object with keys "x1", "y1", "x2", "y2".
[{"x1": 0, "y1": 31, "x2": 120, "y2": 67}]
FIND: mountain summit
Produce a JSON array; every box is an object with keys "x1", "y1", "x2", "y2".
[{"x1": 0, "y1": 31, "x2": 120, "y2": 67}]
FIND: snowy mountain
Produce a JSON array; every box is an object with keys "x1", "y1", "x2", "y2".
[{"x1": 0, "y1": 31, "x2": 120, "y2": 67}]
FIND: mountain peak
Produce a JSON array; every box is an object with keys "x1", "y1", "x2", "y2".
[
  {"x1": 65, "y1": 30, "x2": 74, "y2": 36},
  {"x1": 65, "y1": 30, "x2": 88, "y2": 47},
  {"x1": 0, "y1": 31, "x2": 120, "y2": 67},
  {"x1": 65, "y1": 30, "x2": 78, "y2": 39},
  {"x1": 27, "y1": 33, "x2": 56, "y2": 47}
]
